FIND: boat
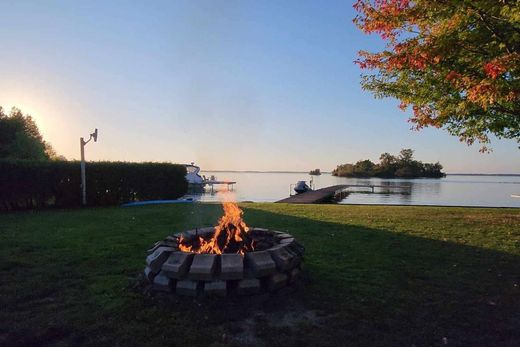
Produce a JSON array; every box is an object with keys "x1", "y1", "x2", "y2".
[
  {"x1": 294, "y1": 180, "x2": 312, "y2": 194},
  {"x1": 184, "y1": 163, "x2": 236, "y2": 191},
  {"x1": 185, "y1": 162, "x2": 205, "y2": 186},
  {"x1": 512, "y1": 194, "x2": 520, "y2": 198}
]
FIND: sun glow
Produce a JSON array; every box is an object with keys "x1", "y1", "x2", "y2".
[
  {"x1": 1, "y1": 94, "x2": 51, "y2": 137},
  {"x1": 0, "y1": 90, "x2": 73, "y2": 159}
]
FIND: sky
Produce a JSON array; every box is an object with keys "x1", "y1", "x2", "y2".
[{"x1": 0, "y1": 0, "x2": 519, "y2": 173}]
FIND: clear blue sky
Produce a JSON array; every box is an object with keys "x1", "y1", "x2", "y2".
[{"x1": 1, "y1": 0, "x2": 518, "y2": 173}]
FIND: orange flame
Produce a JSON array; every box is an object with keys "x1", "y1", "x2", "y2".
[{"x1": 179, "y1": 193, "x2": 253, "y2": 255}]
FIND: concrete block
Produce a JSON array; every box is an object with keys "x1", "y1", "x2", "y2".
[
  {"x1": 144, "y1": 266, "x2": 157, "y2": 282},
  {"x1": 184, "y1": 229, "x2": 197, "y2": 236},
  {"x1": 268, "y1": 273, "x2": 288, "y2": 292},
  {"x1": 148, "y1": 241, "x2": 178, "y2": 254},
  {"x1": 176, "y1": 280, "x2": 199, "y2": 296},
  {"x1": 288, "y1": 267, "x2": 302, "y2": 284},
  {"x1": 250, "y1": 227, "x2": 270, "y2": 237},
  {"x1": 204, "y1": 280, "x2": 227, "y2": 297},
  {"x1": 237, "y1": 278, "x2": 261, "y2": 295},
  {"x1": 268, "y1": 245, "x2": 294, "y2": 271},
  {"x1": 283, "y1": 246, "x2": 302, "y2": 268},
  {"x1": 162, "y1": 252, "x2": 194, "y2": 279},
  {"x1": 152, "y1": 271, "x2": 172, "y2": 292},
  {"x1": 245, "y1": 251, "x2": 276, "y2": 277},
  {"x1": 147, "y1": 241, "x2": 162, "y2": 254},
  {"x1": 275, "y1": 233, "x2": 293, "y2": 239},
  {"x1": 220, "y1": 253, "x2": 244, "y2": 280},
  {"x1": 287, "y1": 242, "x2": 305, "y2": 257},
  {"x1": 188, "y1": 254, "x2": 217, "y2": 281},
  {"x1": 146, "y1": 246, "x2": 176, "y2": 272},
  {"x1": 195, "y1": 227, "x2": 214, "y2": 237},
  {"x1": 165, "y1": 235, "x2": 179, "y2": 243},
  {"x1": 176, "y1": 229, "x2": 197, "y2": 242},
  {"x1": 177, "y1": 229, "x2": 197, "y2": 242},
  {"x1": 162, "y1": 240, "x2": 179, "y2": 248},
  {"x1": 279, "y1": 237, "x2": 295, "y2": 245}
]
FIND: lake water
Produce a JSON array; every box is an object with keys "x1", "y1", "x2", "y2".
[{"x1": 189, "y1": 172, "x2": 520, "y2": 208}]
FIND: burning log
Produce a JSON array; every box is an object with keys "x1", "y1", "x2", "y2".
[{"x1": 179, "y1": 201, "x2": 255, "y2": 255}]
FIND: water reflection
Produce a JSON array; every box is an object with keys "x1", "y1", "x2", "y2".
[{"x1": 185, "y1": 172, "x2": 520, "y2": 208}]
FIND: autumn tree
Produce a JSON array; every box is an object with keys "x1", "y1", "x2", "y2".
[
  {"x1": 0, "y1": 107, "x2": 59, "y2": 160},
  {"x1": 353, "y1": 0, "x2": 520, "y2": 151}
]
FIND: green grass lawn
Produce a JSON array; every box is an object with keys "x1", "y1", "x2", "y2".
[{"x1": 1, "y1": 203, "x2": 519, "y2": 346}]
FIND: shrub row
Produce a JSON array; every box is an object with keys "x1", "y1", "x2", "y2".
[{"x1": 0, "y1": 160, "x2": 187, "y2": 210}]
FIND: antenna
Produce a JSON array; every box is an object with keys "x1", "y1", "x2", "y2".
[{"x1": 92, "y1": 128, "x2": 98, "y2": 142}]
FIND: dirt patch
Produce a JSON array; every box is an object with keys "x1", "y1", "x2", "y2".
[{"x1": 228, "y1": 298, "x2": 328, "y2": 346}]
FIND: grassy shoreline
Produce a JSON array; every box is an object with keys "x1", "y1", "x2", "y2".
[{"x1": 1, "y1": 203, "x2": 519, "y2": 346}]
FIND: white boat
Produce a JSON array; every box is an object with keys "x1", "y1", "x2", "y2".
[
  {"x1": 185, "y1": 163, "x2": 205, "y2": 186},
  {"x1": 184, "y1": 163, "x2": 236, "y2": 191}
]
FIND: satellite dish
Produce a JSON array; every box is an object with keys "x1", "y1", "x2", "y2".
[{"x1": 92, "y1": 128, "x2": 98, "y2": 142}]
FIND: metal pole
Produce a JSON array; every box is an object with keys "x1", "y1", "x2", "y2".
[{"x1": 80, "y1": 137, "x2": 86, "y2": 206}]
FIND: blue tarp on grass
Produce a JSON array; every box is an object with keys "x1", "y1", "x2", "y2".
[{"x1": 121, "y1": 198, "x2": 194, "y2": 207}]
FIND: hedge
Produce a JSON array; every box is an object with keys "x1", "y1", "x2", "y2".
[{"x1": 0, "y1": 160, "x2": 187, "y2": 210}]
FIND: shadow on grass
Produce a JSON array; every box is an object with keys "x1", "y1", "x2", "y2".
[
  {"x1": 1, "y1": 204, "x2": 519, "y2": 346},
  {"x1": 237, "y1": 206, "x2": 520, "y2": 346}
]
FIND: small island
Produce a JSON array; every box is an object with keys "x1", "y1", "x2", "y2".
[
  {"x1": 309, "y1": 168, "x2": 321, "y2": 175},
  {"x1": 332, "y1": 149, "x2": 445, "y2": 178}
]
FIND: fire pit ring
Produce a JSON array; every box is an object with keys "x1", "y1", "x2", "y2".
[{"x1": 143, "y1": 228, "x2": 304, "y2": 297}]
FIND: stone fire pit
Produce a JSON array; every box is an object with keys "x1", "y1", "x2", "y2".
[{"x1": 143, "y1": 227, "x2": 304, "y2": 296}]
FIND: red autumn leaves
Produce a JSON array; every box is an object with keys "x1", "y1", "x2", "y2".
[
  {"x1": 353, "y1": 0, "x2": 519, "y2": 148},
  {"x1": 484, "y1": 61, "x2": 507, "y2": 79}
]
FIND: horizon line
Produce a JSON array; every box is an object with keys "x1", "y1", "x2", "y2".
[{"x1": 201, "y1": 170, "x2": 520, "y2": 176}]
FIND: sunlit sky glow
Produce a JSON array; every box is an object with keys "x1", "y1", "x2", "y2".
[{"x1": 1, "y1": 0, "x2": 519, "y2": 173}]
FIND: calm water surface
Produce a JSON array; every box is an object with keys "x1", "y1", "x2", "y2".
[{"x1": 189, "y1": 172, "x2": 520, "y2": 208}]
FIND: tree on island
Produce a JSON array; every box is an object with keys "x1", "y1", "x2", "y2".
[
  {"x1": 0, "y1": 107, "x2": 61, "y2": 160},
  {"x1": 354, "y1": 1, "x2": 520, "y2": 151},
  {"x1": 332, "y1": 149, "x2": 445, "y2": 178},
  {"x1": 309, "y1": 168, "x2": 321, "y2": 175}
]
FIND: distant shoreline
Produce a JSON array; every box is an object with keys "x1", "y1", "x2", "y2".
[
  {"x1": 446, "y1": 173, "x2": 520, "y2": 176},
  {"x1": 202, "y1": 170, "x2": 520, "y2": 176},
  {"x1": 202, "y1": 170, "x2": 322, "y2": 174}
]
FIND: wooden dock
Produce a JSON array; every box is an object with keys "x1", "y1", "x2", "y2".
[
  {"x1": 276, "y1": 184, "x2": 410, "y2": 204},
  {"x1": 204, "y1": 180, "x2": 236, "y2": 192}
]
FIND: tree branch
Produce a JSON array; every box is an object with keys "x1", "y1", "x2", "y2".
[{"x1": 474, "y1": 9, "x2": 513, "y2": 54}]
